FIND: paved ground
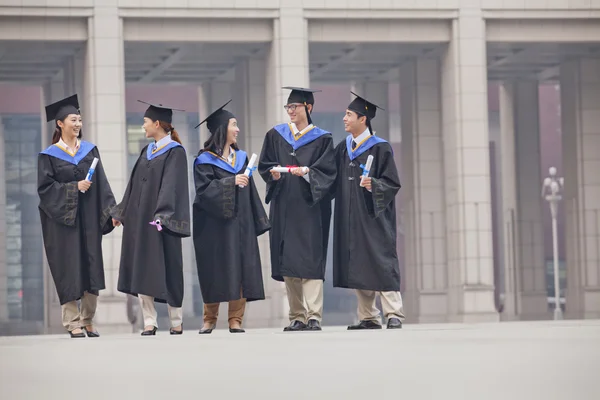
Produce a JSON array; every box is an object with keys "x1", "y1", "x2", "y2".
[{"x1": 1, "y1": 320, "x2": 599, "y2": 400}]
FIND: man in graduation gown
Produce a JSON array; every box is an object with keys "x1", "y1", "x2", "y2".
[
  {"x1": 331, "y1": 92, "x2": 404, "y2": 330},
  {"x1": 192, "y1": 101, "x2": 270, "y2": 333},
  {"x1": 38, "y1": 94, "x2": 116, "y2": 337},
  {"x1": 258, "y1": 87, "x2": 337, "y2": 331},
  {"x1": 111, "y1": 101, "x2": 190, "y2": 335}
]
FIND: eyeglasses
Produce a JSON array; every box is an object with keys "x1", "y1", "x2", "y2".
[{"x1": 283, "y1": 104, "x2": 304, "y2": 112}]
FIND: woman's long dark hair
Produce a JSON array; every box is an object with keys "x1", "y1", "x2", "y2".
[
  {"x1": 200, "y1": 121, "x2": 238, "y2": 157},
  {"x1": 51, "y1": 117, "x2": 83, "y2": 144}
]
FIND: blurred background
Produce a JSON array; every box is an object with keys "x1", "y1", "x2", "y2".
[{"x1": 1, "y1": 0, "x2": 599, "y2": 335}]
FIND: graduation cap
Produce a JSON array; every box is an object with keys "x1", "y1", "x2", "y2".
[
  {"x1": 283, "y1": 86, "x2": 321, "y2": 106},
  {"x1": 194, "y1": 100, "x2": 235, "y2": 134},
  {"x1": 45, "y1": 94, "x2": 80, "y2": 122},
  {"x1": 283, "y1": 86, "x2": 322, "y2": 124},
  {"x1": 347, "y1": 91, "x2": 385, "y2": 120},
  {"x1": 138, "y1": 100, "x2": 185, "y2": 124}
]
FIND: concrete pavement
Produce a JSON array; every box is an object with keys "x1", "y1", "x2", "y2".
[{"x1": 1, "y1": 320, "x2": 599, "y2": 400}]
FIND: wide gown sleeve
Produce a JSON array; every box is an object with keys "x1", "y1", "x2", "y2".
[
  {"x1": 37, "y1": 154, "x2": 79, "y2": 227},
  {"x1": 154, "y1": 147, "x2": 191, "y2": 237}
]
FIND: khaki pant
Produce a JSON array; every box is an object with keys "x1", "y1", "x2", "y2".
[
  {"x1": 61, "y1": 292, "x2": 98, "y2": 332},
  {"x1": 203, "y1": 298, "x2": 247, "y2": 327},
  {"x1": 139, "y1": 294, "x2": 183, "y2": 328},
  {"x1": 284, "y1": 277, "x2": 323, "y2": 323},
  {"x1": 356, "y1": 290, "x2": 405, "y2": 323}
]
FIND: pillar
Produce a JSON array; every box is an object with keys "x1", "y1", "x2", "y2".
[
  {"x1": 171, "y1": 112, "x2": 195, "y2": 319},
  {"x1": 41, "y1": 79, "x2": 67, "y2": 333},
  {"x1": 84, "y1": 4, "x2": 130, "y2": 332},
  {"x1": 499, "y1": 82, "x2": 549, "y2": 321},
  {"x1": 0, "y1": 116, "x2": 7, "y2": 323},
  {"x1": 441, "y1": 10, "x2": 498, "y2": 322},
  {"x1": 266, "y1": 6, "x2": 309, "y2": 126},
  {"x1": 561, "y1": 58, "x2": 600, "y2": 319},
  {"x1": 400, "y1": 58, "x2": 448, "y2": 323}
]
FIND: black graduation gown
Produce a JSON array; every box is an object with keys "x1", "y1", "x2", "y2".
[
  {"x1": 192, "y1": 150, "x2": 271, "y2": 304},
  {"x1": 111, "y1": 143, "x2": 190, "y2": 307},
  {"x1": 332, "y1": 137, "x2": 401, "y2": 291},
  {"x1": 37, "y1": 143, "x2": 116, "y2": 305},
  {"x1": 258, "y1": 124, "x2": 336, "y2": 282}
]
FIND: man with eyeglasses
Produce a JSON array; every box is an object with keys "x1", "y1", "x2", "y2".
[{"x1": 258, "y1": 86, "x2": 336, "y2": 332}]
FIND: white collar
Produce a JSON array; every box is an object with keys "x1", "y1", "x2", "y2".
[
  {"x1": 226, "y1": 146, "x2": 235, "y2": 163},
  {"x1": 352, "y1": 128, "x2": 371, "y2": 145},
  {"x1": 57, "y1": 138, "x2": 80, "y2": 154},
  {"x1": 154, "y1": 134, "x2": 172, "y2": 149},
  {"x1": 290, "y1": 122, "x2": 314, "y2": 136}
]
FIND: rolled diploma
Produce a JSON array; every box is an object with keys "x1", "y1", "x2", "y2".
[
  {"x1": 81, "y1": 157, "x2": 99, "y2": 193},
  {"x1": 239, "y1": 153, "x2": 258, "y2": 188},
  {"x1": 272, "y1": 166, "x2": 308, "y2": 174},
  {"x1": 360, "y1": 155, "x2": 374, "y2": 186}
]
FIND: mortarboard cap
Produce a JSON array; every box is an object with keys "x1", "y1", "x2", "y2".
[
  {"x1": 138, "y1": 100, "x2": 185, "y2": 124},
  {"x1": 347, "y1": 91, "x2": 385, "y2": 120},
  {"x1": 194, "y1": 100, "x2": 235, "y2": 134},
  {"x1": 283, "y1": 86, "x2": 321, "y2": 106},
  {"x1": 45, "y1": 94, "x2": 80, "y2": 123}
]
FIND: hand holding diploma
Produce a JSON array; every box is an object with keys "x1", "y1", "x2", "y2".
[
  {"x1": 79, "y1": 157, "x2": 99, "y2": 193},
  {"x1": 291, "y1": 166, "x2": 309, "y2": 177},
  {"x1": 235, "y1": 174, "x2": 249, "y2": 187},
  {"x1": 270, "y1": 165, "x2": 282, "y2": 181},
  {"x1": 271, "y1": 166, "x2": 309, "y2": 176},
  {"x1": 360, "y1": 155, "x2": 374, "y2": 192},
  {"x1": 239, "y1": 153, "x2": 257, "y2": 188}
]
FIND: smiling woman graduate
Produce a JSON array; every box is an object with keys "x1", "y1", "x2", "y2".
[
  {"x1": 38, "y1": 94, "x2": 116, "y2": 338},
  {"x1": 111, "y1": 101, "x2": 191, "y2": 336},
  {"x1": 193, "y1": 100, "x2": 270, "y2": 334}
]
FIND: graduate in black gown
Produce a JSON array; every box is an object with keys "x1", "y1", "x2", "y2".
[
  {"x1": 111, "y1": 101, "x2": 190, "y2": 336},
  {"x1": 192, "y1": 101, "x2": 270, "y2": 334},
  {"x1": 332, "y1": 92, "x2": 404, "y2": 330},
  {"x1": 258, "y1": 87, "x2": 336, "y2": 332},
  {"x1": 38, "y1": 94, "x2": 116, "y2": 338}
]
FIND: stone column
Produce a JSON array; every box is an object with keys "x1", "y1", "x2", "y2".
[
  {"x1": 441, "y1": 10, "x2": 498, "y2": 322},
  {"x1": 171, "y1": 112, "x2": 195, "y2": 319},
  {"x1": 232, "y1": 57, "x2": 283, "y2": 328},
  {"x1": 84, "y1": 5, "x2": 130, "y2": 332},
  {"x1": 400, "y1": 58, "x2": 448, "y2": 323},
  {"x1": 198, "y1": 85, "x2": 210, "y2": 148},
  {"x1": 560, "y1": 58, "x2": 600, "y2": 319},
  {"x1": 266, "y1": 8, "x2": 309, "y2": 125},
  {"x1": 499, "y1": 82, "x2": 549, "y2": 321},
  {"x1": 41, "y1": 80, "x2": 67, "y2": 333},
  {"x1": 0, "y1": 116, "x2": 7, "y2": 323}
]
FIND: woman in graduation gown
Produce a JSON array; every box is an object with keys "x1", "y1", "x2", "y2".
[
  {"x1": 193, "y1": 101, "x2": 270, "y2": 334},
  {"x1": 38, "y1": 94, "x2": 116, "y2": 338},
  {"x1": 111, "y1": 101, "x2": 190, "y2": 336}
]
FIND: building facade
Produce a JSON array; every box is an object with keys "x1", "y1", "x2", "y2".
[{"x1": 1, "y1": 0, "x2": 599, "y2": 334}]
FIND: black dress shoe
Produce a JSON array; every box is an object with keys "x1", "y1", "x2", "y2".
[
  {"x1": 199, "y1": 325, "x2": 216, "y2": 334},
  {"x1": 169, "y1": 327, "x2": 183, "y2": 335},
  {"x1": 229, "y1": 327, "x2": 245, "y2": 333},
  {"x1": 141, "y1": 326, "x2": 157, "y2": 336},
  {"x1": 82, "y1": 327, "x2": 100, "y2": 338},
  {"x1": 306, "y1": 319, "x2": 322, "y2": 331},
  {"x1": 283, "y1": 320, "x2": 307, "y2": 332},
  {"x1": 69, "y1": 330, "x2": 86, "y2": 338},
  {"x1": 347, "y1": 320, "x2": 382, "y2": 330},
  {"x1": 387, "y1": 318, "x2": 403, "y2": 329}
]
